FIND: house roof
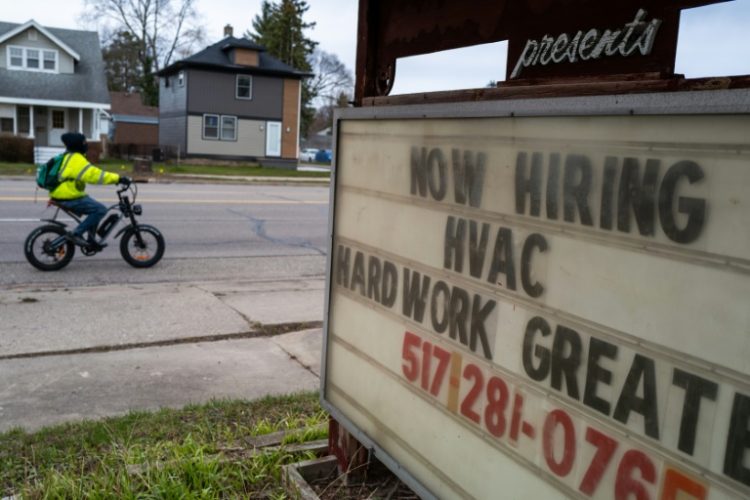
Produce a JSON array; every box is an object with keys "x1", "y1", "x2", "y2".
[
  {"x1": 220, "y1": 38, "x2": 265, "y2": 52},
  {"x1": 110, "y1": 91, "x2": 158, "y2": 117},
  {"x1": 157, "y1": 36, "x2": 312, "y2": 79},
  {"x1": 0, "y1": 20, "x2": 110, "y2": 106}
]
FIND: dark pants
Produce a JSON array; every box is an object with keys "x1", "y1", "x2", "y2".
[{"x1": 55, "y1": 196, "x2": 107, "y2": 240}]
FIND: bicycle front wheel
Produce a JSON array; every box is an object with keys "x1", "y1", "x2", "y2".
[{"x1": 119, "y1": 224, "x2": 165, "y2": 268}]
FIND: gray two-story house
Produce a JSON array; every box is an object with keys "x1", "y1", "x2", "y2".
[
  {"x1": 157, "y1": 26, "x2": 309, "y2": 166},
  {"x1": 0, "y1": 20, "x2": 110, "y2": 162}
]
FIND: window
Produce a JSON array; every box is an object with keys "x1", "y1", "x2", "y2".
[
  {"x1": 236, "y1": 75, "x2": 252, "y2": 99},
  {"x1": 221, "y1": 116, "x2": 237, "y2": 140},
  {"x1": 51, "y1": 110, "x2": 65, "y2": 129},
  {"x1": 0, "y1": 118, "x2": 13, "y2": 133},
  {"x1": 17, "y1": 107, "x2": 31, "y2": 134},
  {"x1": 43, "y1": 51, "x2": 56, "y2": 71},
  {"x1": 9, "y1": 47, "x2": 23, "y2": 67},
  {"x1": 26, "y1": 49, "x2": 39, "y2": 69},
  {"x1": 203, "y1": 114, "x2": 237, "y2": 141},
  {"x1": 203, "y1": 114, "x2": 219, "y2": 139},
  {"x1": 7, "y1": 46, "x2": 59, "y2": 72},
  {"x1": 178, "y1": 71, "x2": 185, "y2": 87}
]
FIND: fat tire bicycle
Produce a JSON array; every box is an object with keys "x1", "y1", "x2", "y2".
[{"x1": 24, "y1": 182, "x2": 165, "y2": 271}]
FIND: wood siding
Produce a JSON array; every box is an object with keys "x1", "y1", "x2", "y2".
[
  {"x1": 281, "y1": 79, "x2": 300, "y2": 159},
  {"x1": 233, "y1": 49, "x2": 258, "y2": 67}
]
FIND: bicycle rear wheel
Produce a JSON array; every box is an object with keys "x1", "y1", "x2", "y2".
[{"x1": 24, "y1": 225, "x2": 75, "y2": 271}]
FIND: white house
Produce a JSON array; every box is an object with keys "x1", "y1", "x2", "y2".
[{"x1": 0, "y1": 20, "x2": 110, "y2": 162}]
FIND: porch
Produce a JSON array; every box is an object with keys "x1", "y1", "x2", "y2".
[{"x1": 0, "y1": 103, "x2": 108, "y2": 162}]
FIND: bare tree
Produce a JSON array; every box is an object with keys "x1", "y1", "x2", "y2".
[
  {"x1": 83, "y1": 0, "x2": 205, "y2": 104},
  {"x1": 309, "y1": 49, "x2": 353, "y2": 108}
]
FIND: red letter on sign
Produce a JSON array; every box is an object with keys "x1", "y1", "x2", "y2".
[
  {"x1": 615, "y1": 450, "x2": 656, "y2": 500},
  {"x1": 461, "y1": 363, "x2": 484, "y2": 425},
  {"x1": 660, "y1": 468, "x2": 707, "y2": 500},
  {"x1": 543, "y1": 409, "x2": 576, "y2": 477},
  {"x1": 430, "y1": 344, "x2": 451, "y2": 396},
  {"x1": 402, "y1": 331, "x2": 421, "y2": 382},
  {"x1": 579, "y1": 427, "x2": 618, "y2": 496}
]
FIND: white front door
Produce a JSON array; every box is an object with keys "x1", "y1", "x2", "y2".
[
  {"x1": 265, "y1": 121, "x2": 282, "y2": 157},
  {"x1": 49, "y1": 108, "x2": 66, "y2": 146}
]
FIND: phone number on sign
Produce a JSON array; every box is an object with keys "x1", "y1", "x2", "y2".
[{"x1": 401, "y1": 331, "x2": 711, "y2": 500}]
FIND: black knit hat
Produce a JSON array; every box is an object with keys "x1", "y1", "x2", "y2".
[{"x1": 61, "y1": 132, "x2": 88, "y2": 154}]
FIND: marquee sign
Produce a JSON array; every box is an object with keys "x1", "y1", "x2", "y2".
[{"x1": 321, "y1": 91, "x2": 750, "y2": 499}]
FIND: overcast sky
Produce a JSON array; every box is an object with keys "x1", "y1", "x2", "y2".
[{"x1": 2, "y1": 0, "x2": 749, "y2": 96}]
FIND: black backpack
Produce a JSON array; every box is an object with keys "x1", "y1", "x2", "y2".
[{"x1": 36, "y1": 154, "x2": 71, "y2": 191}]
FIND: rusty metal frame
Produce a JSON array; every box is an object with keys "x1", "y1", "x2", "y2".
[{"x1": 354, "y1": 0, "x2": 730, "y2": 105}]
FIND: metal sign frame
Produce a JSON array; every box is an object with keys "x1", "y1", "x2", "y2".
[{"x1": 320, "y1": 87, "x2": 750, "y2": 499}]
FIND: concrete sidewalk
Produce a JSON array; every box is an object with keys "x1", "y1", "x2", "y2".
[{"x1": 0, "y1": 279, "x2": 326, "y2": 432}]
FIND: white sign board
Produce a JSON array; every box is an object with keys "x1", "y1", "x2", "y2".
[{"x1": 322, "y1": 94, "x2": 750, "y2": 500}]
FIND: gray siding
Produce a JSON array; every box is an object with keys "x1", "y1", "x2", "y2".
[
  {"x1": 159, "y1": 74, "x2": 187, "y2": 114},
  {"x1": 159, "y1": 74, "x2": 187, "y2": 153},
  {"x1": 186, "y1": 115, "x2": 265, "y2": 157},
  {"x1": 1, "y1": 29, "x2": 75, "y2": 73},
  {"x1": 187, "y1": 69, "x2": 283, "y2": 119},
  {"x1": 159, "y1": 115, "x2": 187, "y2": 153}
]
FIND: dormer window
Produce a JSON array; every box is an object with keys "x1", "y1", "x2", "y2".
[
  {"x1": 236, "y1": 75, "x2": 252, "y2": 100},
  {"x1": 9, "y1": 47, "x2": 22, "y2": 67},
  {"x1": 26, "y1": 49, "x2": 39, "y2": 69},
  {"x1": 43, "y1": 51, "x2": 57, "y2": 71},
  {"x1": 7, "y1": 46, "x2": 58, "y2": 73}
]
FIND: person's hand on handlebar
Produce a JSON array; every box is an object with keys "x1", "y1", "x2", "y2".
[{"x1": 118, "y1": 175, "x2": 132, "y2": 186}]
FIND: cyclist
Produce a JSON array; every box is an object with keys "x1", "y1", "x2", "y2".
[{"x1": 50, "y1": 132, "x2": 131, "y2": 249}]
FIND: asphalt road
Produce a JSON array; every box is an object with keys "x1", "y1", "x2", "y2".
[
  {"x1": 0, "y1": 177, "x2": 332, "y2": 431},
  {"x1": 0, "y1": 178, "x2": 331, "y2": 287}
]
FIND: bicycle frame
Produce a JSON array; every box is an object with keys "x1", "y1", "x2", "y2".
[{"x1": 44, "y1": 183, "x2": 143, "y2": 250}]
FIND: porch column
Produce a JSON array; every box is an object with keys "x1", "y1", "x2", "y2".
[
  {"x1": 92, "y1": 109, "x2": 98, "y2": 139},
  {"x1": 78, "y1": 108, "x2": 83, "y2": 135},
  {"x1": 13, "y1": 105, "x2": 17, "y2": 135},
  {"x1": 29, "y1": 105, "x2": 35, "y2": 139}
]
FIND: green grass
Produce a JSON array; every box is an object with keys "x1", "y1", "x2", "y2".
[
  {"x1": 0, "y1": 392, "x2": 328, "y2": 498},
  {"x1": 0, "y1": 159, "x2": 330, "y2": 178}
]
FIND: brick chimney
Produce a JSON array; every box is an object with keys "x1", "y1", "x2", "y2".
[{"x1": 224, "y1": 24, "x2": 233, "y2": 37}]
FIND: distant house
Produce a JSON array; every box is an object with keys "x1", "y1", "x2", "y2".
[
  {"x1": 156, "y1": 25, "x2": 309, "y2": 167},
  {"x1": 109, "y1": 91, "x2": 159, "y2": 154},
  {"x1": 0, "y1": 20, "x2": 110, "y2": 162},
  {"x1": 304, "y1": 126, "x2": 333, "y2": 151}
]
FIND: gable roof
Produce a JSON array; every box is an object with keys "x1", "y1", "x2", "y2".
[
  {"x1": 157, "y1": 36, "x2": 311, "y2": 79},
  {"x1": 110, "y1": 91, "x2": 158, "y2": 117},
  {"x1": 0, "y1": 20, "x2": 110, "y2": 106},
  {"x1": 110, "y1": 91, "x2": 158, "y2": 124},
  {"x1": 0, "y1": 19, "x2": 80, "y2": 61}
]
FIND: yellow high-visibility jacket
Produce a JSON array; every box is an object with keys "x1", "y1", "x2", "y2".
[{"x1": 49, "y1": 152, "x2": 120, "y2": 200}]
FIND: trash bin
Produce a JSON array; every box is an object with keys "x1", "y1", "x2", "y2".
[{"x1": 152, "y1": 148, "x2": 164, "y2": 162}]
